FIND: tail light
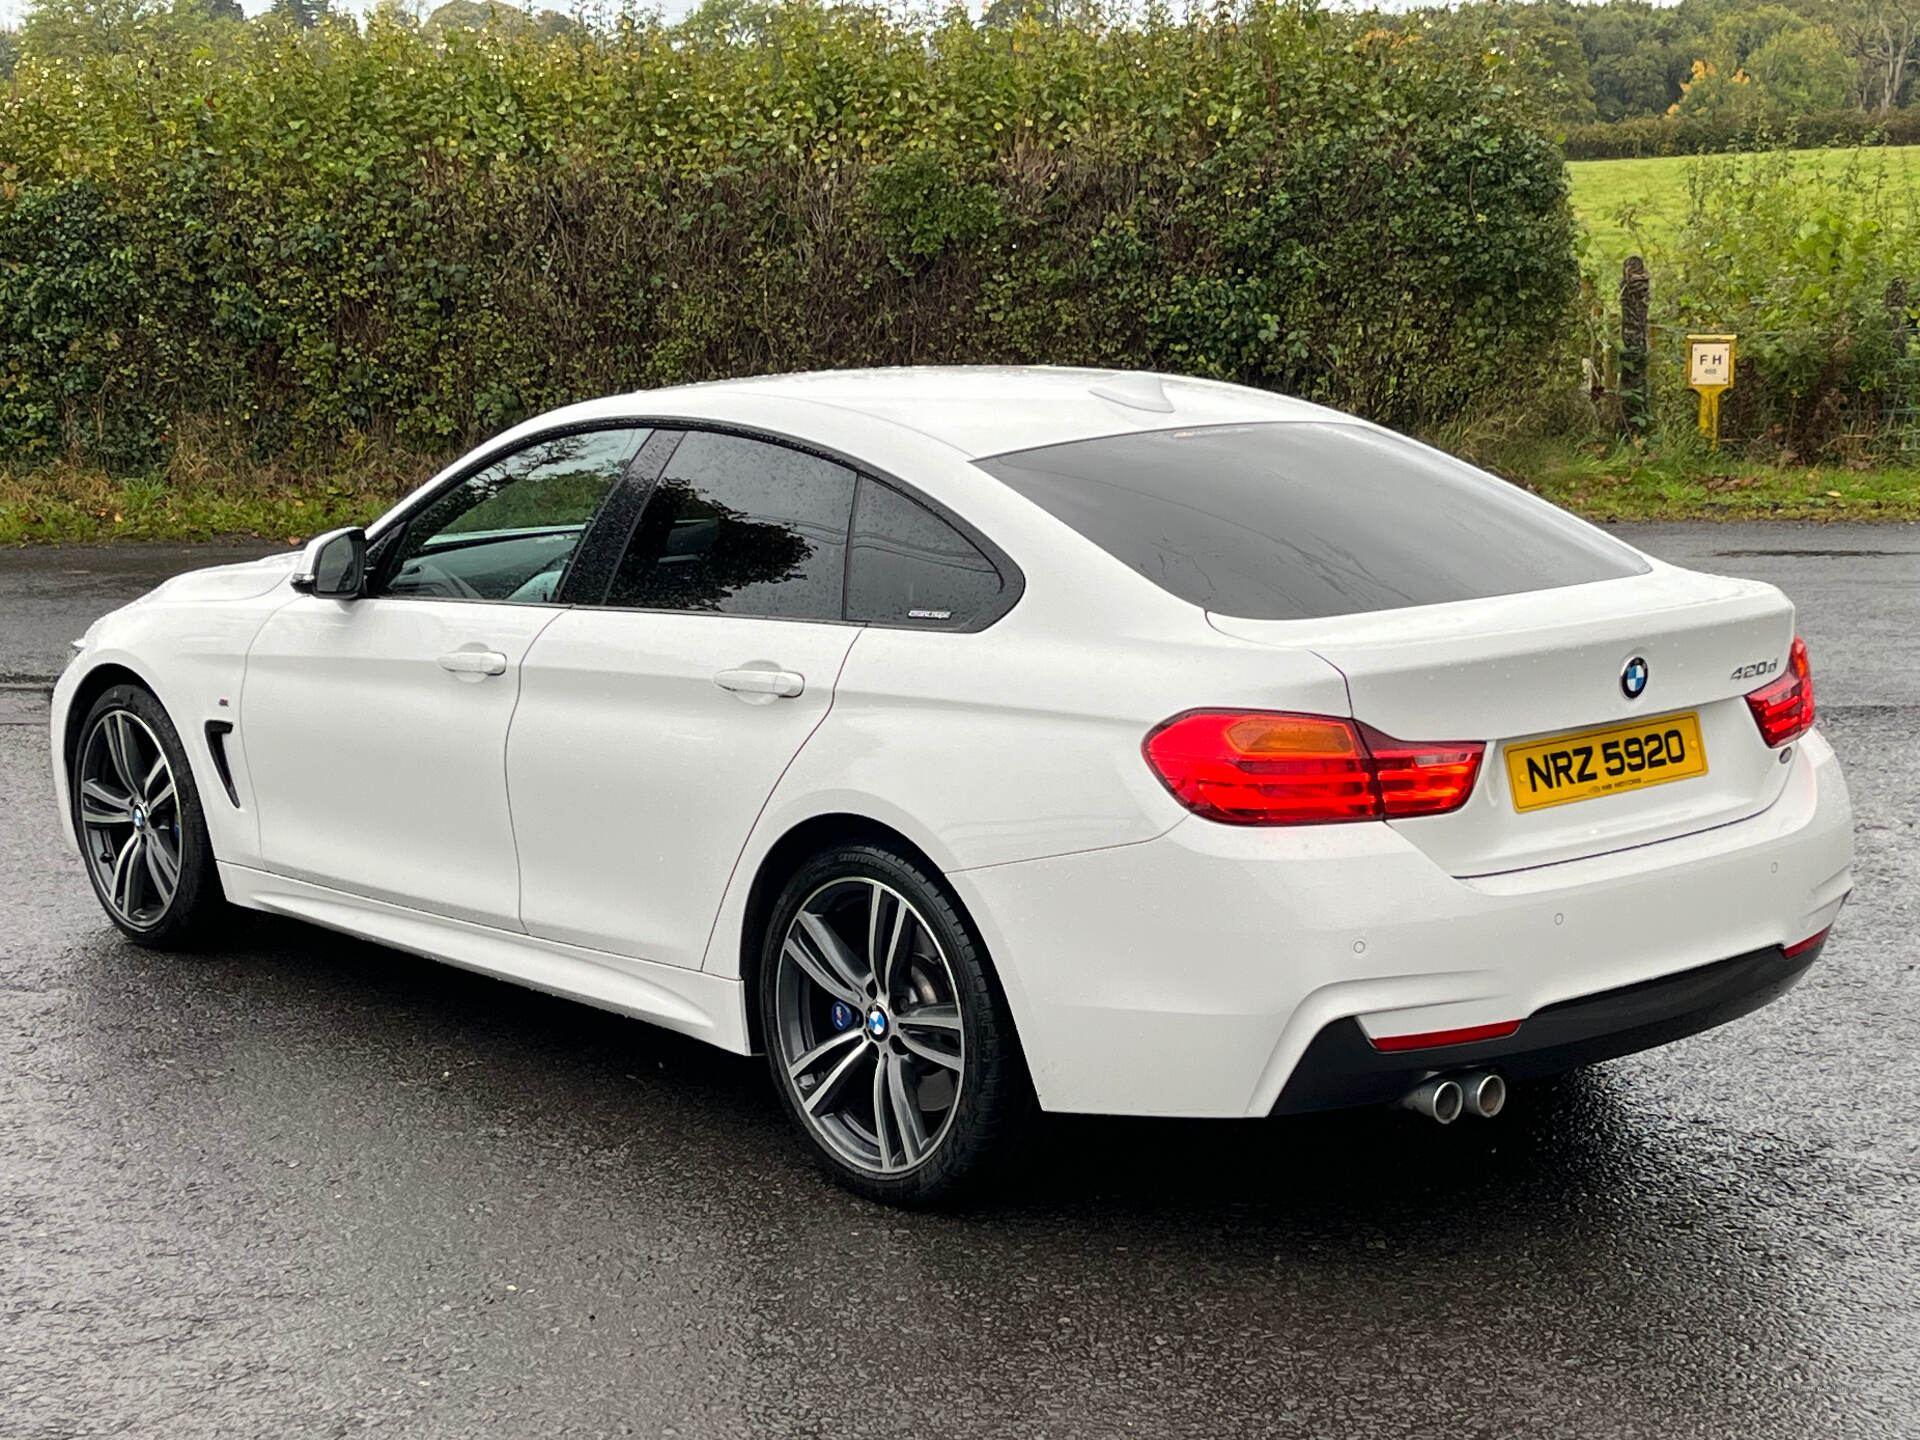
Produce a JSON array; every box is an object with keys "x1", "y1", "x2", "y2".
[
  {"x1": 1745, "y1": 636, "x2": 1814, "y2": 748},
  {"x1": 1143, "y1": 711, "x2": 1484, "y2": 825}
]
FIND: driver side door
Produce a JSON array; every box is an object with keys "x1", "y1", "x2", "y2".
[{"x1": 239, "y1": 426, "x2": 646, "y2": 929}]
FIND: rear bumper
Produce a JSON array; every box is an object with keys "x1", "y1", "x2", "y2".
[
  {"x1": 1272, "y1": 936, "x2": 1823, "y2": 1115},
  {"x1": 951, "y1": 728, "x2": 1852, "y2": 1119}
]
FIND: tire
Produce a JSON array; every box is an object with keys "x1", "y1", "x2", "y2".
[
  {"x1": 71, "y1": 683, "x2": 226, "y2": 949},
  {"x1": 758, "y1": 842, "x2": 1031, "y2": 1207}
]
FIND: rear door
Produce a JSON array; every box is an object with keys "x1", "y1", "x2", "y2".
[{"x1": 507, "y1": 429, "x2": 862, "y2": 969}]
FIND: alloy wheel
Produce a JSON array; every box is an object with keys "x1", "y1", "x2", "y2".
[
  {"x1": 773, "y1": 877, "x2": 966, "y2": 1176},
  {"x1": 77, "y1": 708, "x2": 182, "y2": 929}
]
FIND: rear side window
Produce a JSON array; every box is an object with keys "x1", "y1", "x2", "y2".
[
  {"x1": 976, "y1": 422, "x2": 1649, "y2": 621},
  {"x1": 605, "y1": 431, "x2": 856, "y2": 620},
  {"x1": 846, "y1": 478, "x2": 1006, "y2": 630}
]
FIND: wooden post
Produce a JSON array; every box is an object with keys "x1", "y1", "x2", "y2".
[{"x1": 1619, "y1": 256, "x2": 1651, "y2": 435}]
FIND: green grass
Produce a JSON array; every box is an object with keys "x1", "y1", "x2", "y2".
[
  {"x1": 0, "y1": 457, "x2": 419, "y2": 546},
  {"x1": 1487, "y1": 439, "x2": 1920, "y2": 522},
  {"x1": 1568, "y1": 144, "x2": 1920, "y2": 267}
]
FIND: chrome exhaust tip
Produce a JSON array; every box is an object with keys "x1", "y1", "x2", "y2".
[
  {"x1": 1398, "y1": 1076, "x2": 1464, "y2": 1125},
  {"x1": 1457, "y1": 1070, "x2": 1507, "y2": 1120}
]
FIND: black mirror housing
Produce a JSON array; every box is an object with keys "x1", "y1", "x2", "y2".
[{"x1": 292, "y1": 527, "x2": 368, "y2": 599}]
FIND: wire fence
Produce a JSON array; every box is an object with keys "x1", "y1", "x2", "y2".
[{"x1": 1628, "y1": 321, "x2": 1920, "y2": 460}]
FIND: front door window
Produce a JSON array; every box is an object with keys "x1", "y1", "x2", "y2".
[{"x1": 379, "y1": 428, "x2": 646, "y2": 604}]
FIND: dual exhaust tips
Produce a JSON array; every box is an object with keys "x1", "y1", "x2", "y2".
[{"x1": 1398, "y1": 1071, "x2": 1506, "y2": 1125}]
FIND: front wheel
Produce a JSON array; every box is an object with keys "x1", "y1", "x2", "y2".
[
  {"x1": 759, "y1": 843, "x2": 1030, "y2": 1207},
  {"x1": 72, "y1": 683, "x2": 225, "y2": 948}
]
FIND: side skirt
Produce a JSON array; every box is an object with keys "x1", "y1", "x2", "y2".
[{"x1": 217, "y1": 863, "x2": 753, "y2": 1054}]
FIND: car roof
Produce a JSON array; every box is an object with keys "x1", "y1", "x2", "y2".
[{"x1": 549, "y1": 366, "x2": 1347, "y2": 461}]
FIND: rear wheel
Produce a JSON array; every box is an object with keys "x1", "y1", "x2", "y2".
[
  {"x1": 759, "y1": 843, "x2": 1029, "y2": 1206},
  {"x1": 72, "y1": 684, "x2": 225, "y2": 948}
]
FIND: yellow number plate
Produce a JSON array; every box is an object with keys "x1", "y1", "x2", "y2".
[{"x1": 1505, "y1": 712, "x2": 1708, "y2": 813}]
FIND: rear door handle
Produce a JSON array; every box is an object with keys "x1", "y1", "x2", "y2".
[
  {"x1": 438, "y1": 650, "x2": 508, "y2": 677},
  {"x1": 714, "y1": 667, "x2": 805, "y2": 698}
]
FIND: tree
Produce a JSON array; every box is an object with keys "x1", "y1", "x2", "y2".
[
  {"x1": 20, "y1": 0, "x2": 151, "y2": 61},
  {"x1": 1747, "y1": 24, "x2": 1857, "y2": 113},
  {"x1": 423, "y1": 0, "x2": 580, "y2": 41},
  {"x1": 979, "y1": 0, "x2": 1102, "y2": 29},
  {"x1": 1671, "y1": 56, "x2": 1770, "y2": 119},
  {"x1": 1842, "y1": 0, "x2": 1920, "y2": 110},
  {"x1": 267, "y1": 0, "x2": 329, "y2": 29},
  {"x1": 673, "y1": 0, "x2": 780, "y2": 46},
  {"x1": 1576, "y1": 0, "x2": 1707, "y2": 120}
]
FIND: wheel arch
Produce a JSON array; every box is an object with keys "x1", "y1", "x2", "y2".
[
  {"x1": 61, "y1": 662, "x2": 155, "y2": 782},
  {"x1": 733, "y1": 812, "x2": 1007, "y2": 1059}
]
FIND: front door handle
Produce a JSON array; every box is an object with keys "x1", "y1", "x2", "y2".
[
  {"x1": 714, "y1": 667, "x2": 805, "y2": 698},
  {"x1": 438, "y1": 650, "x2": 508, "y2": 677}
]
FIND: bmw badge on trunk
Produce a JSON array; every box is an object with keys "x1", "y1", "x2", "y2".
[{"x1": 1621, "y1": 655, "x2": 1650, "y2": 700}]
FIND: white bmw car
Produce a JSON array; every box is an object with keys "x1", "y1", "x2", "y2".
[{"x1": 52, "y1": 368, "x2": 1853, "y2": 1204}]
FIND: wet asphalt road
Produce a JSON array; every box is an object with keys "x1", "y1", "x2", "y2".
[{"x1": 2, "y1": 526, "x2": 1918, "y2": 1439}]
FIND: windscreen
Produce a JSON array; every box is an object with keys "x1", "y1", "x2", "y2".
[{"x1": 976, "y1": 422, "x2": 1649, "y2": 621}]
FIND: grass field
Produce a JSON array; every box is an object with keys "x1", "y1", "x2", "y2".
[{"x1": 1568, "y1": 144, "x2": 1920, "y2": 265}]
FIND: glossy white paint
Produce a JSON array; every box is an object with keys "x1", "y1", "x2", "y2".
[
  {"x1": 949, "y1": 730, "x2": 1851, "y2": 1116},
  {"x1": 242, "y1": 595, "x2": 564, "y2": 930},
  {"x1": 50, "y1": 368, "x2": 1856, "y2": 1118},
  {"x1": 509, "y1": 610, "x2": 860, "y2": 967},
  {"x1": 1214, "y1": 565, "x2": 1799, "y2": 876}
]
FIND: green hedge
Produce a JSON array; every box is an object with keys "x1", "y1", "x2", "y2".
[
  {"x1": 1565, "y1": 108, "x2": 1920, "y2": 161},
  {"x1": 0, "y1": 5, "x2": 1578, "y2": 472}
]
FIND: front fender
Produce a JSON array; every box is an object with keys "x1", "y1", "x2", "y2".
[{"x1": 53, "y1": 589, "x2": 294, "y2": 870}]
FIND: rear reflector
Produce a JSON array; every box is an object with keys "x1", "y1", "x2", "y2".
[
  {"x1": 1783, "y1": 927, "x2": 1830, "y2": 959},
  {"x1": 1143, "y1": 711, "x2": 1484, "y2": 826},
  {"x1": 1370, "y1": 1020, "x2": 1522, "y2": 1053},
  {"x1": 1745, "y1": 636, "x2": 1815, "y2": 748}
]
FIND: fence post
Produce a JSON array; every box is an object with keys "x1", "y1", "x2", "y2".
[{"x1": 1619, "y1": 255, "x2": 1651, "y2": 436}]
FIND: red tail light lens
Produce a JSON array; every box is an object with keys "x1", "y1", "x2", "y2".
[
  {"x1": 1143, "y1": 711, "x2": 1484, "y2": 825},
  {"x1": 1360, "y1": 726, "x2": 1488, "y2": 818},
  {"x1": 1745, "y1": 636, "x2": 1814, "y2": 748}
]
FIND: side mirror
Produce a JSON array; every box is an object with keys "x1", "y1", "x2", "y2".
[{"x1": 291, "y1": 527, "x2": 368, "y2": 599}]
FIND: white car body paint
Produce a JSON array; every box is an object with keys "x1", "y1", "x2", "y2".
[{"x1": 51, "y1": 368, "x2": 1854, "y2": 1119}]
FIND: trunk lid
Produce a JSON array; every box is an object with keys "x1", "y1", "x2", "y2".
[{"x1": 1210, "y1": 565, "x2": 1799, "y2": 876}]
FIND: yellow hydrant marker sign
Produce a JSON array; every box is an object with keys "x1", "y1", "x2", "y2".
[{"x1": 1687, "y1": 333, "x2": 1736, "y2": 449}]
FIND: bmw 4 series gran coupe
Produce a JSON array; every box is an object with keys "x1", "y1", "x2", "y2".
[{"x1": 52, "y1": 368, "x2": 1854, "y2": 1204}]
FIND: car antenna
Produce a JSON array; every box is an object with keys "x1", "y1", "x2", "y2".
[{"x1": 1087, "y1": 373, "x2": 1175, "y2": 414}]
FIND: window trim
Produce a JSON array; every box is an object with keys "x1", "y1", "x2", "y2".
[
  {"x1": 558, "y1": 418, "x2": 1027, "y2": 633},
  {"x1": 364, "y1": 421, "x2": 654, "y2": 606}
]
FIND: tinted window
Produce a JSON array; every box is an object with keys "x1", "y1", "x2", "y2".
[
  {"x1": 381, "y1": 428, "x2": 644, "y2": 603},
  {"x1": 605, "y1": 431, "x2": 856, "y2": 620},
  {"x1": 846, "y1": 478, "x2": 1005, "y2": 629},
  {"x1": 977, "y1": 422, "x2": 1648, "y2": 621}
]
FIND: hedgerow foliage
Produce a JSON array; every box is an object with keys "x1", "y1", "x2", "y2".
[
  {"x1": 0, "y1": 3, "x2": 1577, "y2": 472},
  {"x1": 1565, "y1": 108, "x2": 1920, "y2": 161},
  {"x1": 1632, "y1": 148, "x2": 1920, "y2": 457}
]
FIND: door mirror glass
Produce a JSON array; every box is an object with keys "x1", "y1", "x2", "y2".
[{"x1": 293, "y1": 527, "x2": 368, "y2": 599}]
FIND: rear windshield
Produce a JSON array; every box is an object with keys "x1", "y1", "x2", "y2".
[{"x1": 976, "y1": 422, "x2": 1649, "y2": 621}]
